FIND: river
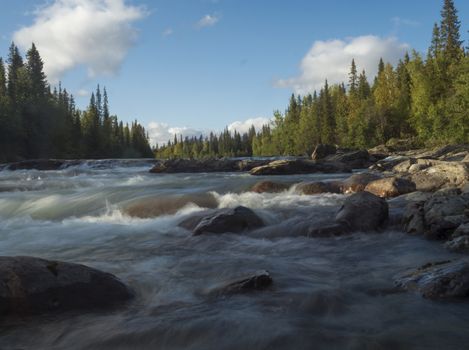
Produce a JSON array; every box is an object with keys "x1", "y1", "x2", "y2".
[{"x1": 0, "y1": 159, "x2": 468, "y2": 350}]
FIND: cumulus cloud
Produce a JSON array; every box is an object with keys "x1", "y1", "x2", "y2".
[
  {"x1": 228, "y1": 117, "x2": 271, "y2": 134},
  {"x1": 13, "y1": 0, "x2": 147, "y2": 83},
  {"x1": 276, "y1": 35, "x2": 409, "y2": 94},
  {"x1": 196, "y1": 14, "x2": 220, "y2": 28},
  {"x1": 148, "y1": 117, "x2": 270, "y2": 146},
  {"x1": 148, "y1": 122, "x2": 205, "y2": 146}
]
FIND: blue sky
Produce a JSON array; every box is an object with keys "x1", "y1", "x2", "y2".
[{"x1": 1, "y1": 0, "x2": 468, "y2": 145}]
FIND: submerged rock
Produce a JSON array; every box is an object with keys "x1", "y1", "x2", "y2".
[
  {"x1": 396, "y1": 260, "x2": 469, "y2": 300},
  {"x1": 6, "y1": 159, "x2": 67, "y2": 171},
  {"x1": 364, "y1": 177, "x2": 416, "y2": 198},
  {"x1": 0, "y1": 256, "x2": 133, "y2": 317},
  {"x1": 209, "y1": 270, "x2": 273, "y2": 296},
  {"x1": 251, "y1": 181, "x2": 290, "y2": 193},
  {"x1": 249, "y1": 159, "x2": 351, "y2": 176},
  {"x1": 335, "y1": 192, "x2": 389, "y2": 231},
  {"x1": 181, "y1": 206, "x2": 264, "y2": 235}
]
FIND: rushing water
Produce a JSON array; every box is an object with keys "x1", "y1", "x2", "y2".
[{"x1": 0, "y1": 160, "x2": 468, "y2": 350}]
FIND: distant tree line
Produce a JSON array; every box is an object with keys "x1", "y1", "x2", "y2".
[
  {"x1": 156, "y1": 0, "x2": 468, "y2": 159},
  {"x1": 0, "y1": 43, "x2": 153, "y2": 162}
]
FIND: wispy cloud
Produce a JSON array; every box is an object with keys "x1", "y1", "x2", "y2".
[
  {"x1": 196, "y1": 14, "x2": 220, "y2": 28},
  {"x1": 276, "y1": 35, "x2": 409, "y2": 94},
  {"x1": 13, "y1": 0, "x2": 147, "y2": 83},
  {"x1": 162, "y1": 27, "x2": 173, "y2": 37},
  {"x1": 76, "y1": 89, "x2": 90, "y2": 97},
  {"x1": 391, "y1": 17, "x2": 420, "y2": 28}
]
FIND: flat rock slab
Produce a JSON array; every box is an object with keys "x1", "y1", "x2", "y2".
[
  {"x1": 0, "y1": 256, "x2": 133, "y2": 317},
  {"x1": 395, "y1": 260, "x2": 469, "y2": 300},
  {"x1": 250, "y1": 159, "x2": 351, "y2": 176}
]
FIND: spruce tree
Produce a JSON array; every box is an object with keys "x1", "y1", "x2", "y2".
[{"x1": 440, "y1": 0, "x2": 463, "y2": 63}]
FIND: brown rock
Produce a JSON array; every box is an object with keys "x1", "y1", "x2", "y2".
[
  {"x1": 365, "y1": 177, "x2": 416, "y2": 198},
  {"x1": 296, "y1": 181, "x2": 342, "y2": 195},
  {"x1": 251, "y1": 181, "x2": 290, "y2": 193},
  {"x1": 342, "y1": 173, "x2": 382, "y2": 193}
]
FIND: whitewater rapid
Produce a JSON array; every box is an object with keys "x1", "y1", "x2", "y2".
[{"x1": 0, "y1": 160, "x2": 468, "y2": 350}]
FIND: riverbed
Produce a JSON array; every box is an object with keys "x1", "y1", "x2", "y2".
[{"x1": 0, "y1": 160, "x2": 468, "y2": 350}]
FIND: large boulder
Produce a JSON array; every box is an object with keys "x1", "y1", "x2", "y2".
[
  {"x1": 364, "y1": 177, "x2": 416, "y2": 198},
  {"x1": 249, "y1": 159, "x2": 351, "y2": 176},
  {"x1": 295, "y1": 181, "x2": 342, "y2": 195},
  {"x1": 403, "y1": 189, "x2": 469, "y2": 239},
  {"x1": 325, "y1": 149, "x2": 371, "y2": 169},
  {"x1": 411, "y1": 161, "x2": 468, "y2": 191},
  {"x1": 181, "y1": 206, "x2": 264, "y2": 236},
  {"x1": 0, "y1": 256, "x2": 133, "y2": 317},
  {"x1": 335, "y1": 192, "x2": 389, "y2": 231},
  {"x1": 341, "y1": 173, "x2": 382, "y2": 193},
  {"x1": 311, "y1": 144, "x2": 337, "y2": 160},
  {"x1": 395, "y1": 260, "x2": 469, "y2": 300},
  {"x1": 250, "y1": 181, "x2": 290, "y2": 193},
  {"x1": 209, "y1": 270, "x2": 273, "y2": 296}
]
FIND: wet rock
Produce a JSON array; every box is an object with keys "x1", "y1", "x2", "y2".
[
  {"x1": 251, "y1": 181, "x2": 290, "y2": 193},
  {"x1": 364, "y1": 177, "x2": 416, "y2": 198},
  {"x1": 307, "y1": 223, "x2": 348, "y2": 237},
  {"x1": 403, "y1": 201, "x2": 426, "y2": 235},
  {"x1": 395, "y1": 260, "x2": 469, "y2": 300},
  {"x1": 453, "y1": 223, "x2": 469, "y2": 238},
  {"x1": 341, "y1": 173, "x2": 382, "y2": 193},
  {"x1": 209, "y1": 270, "x2": 273, "y2": 296},
  {"x1": 369, "y1": 156, "x2": 410, "y2": 172},
  {"x1": 6, "y1": 159, "x2": 66, "y2": 171},
  {"x1": 249, "y1": 159, "x2": 351, "y2": 176},
  {"x1": 149, "y1": 158, "x2": 271, "y2": 174},
  {"x1": 445, "y1": 236, "x2": 469, "y2": 252},
  {"x1": 335, "y1": 192, "x2": 389, "y2": 231},
  {"x1": 0, "y1": 256, "x2": 133, "y2": 317},
  {"x1": 189, "y1": 206, "x2": 264, "y2": 235},
  {"x1": 423, "y1": 192, "x2": 469, "y2": 239},
  {"x1": 311, "y1": 144, "x2": 337, "y2": 160},
  {"x1": 296, "y1": 181, "x2": 342, "y2": 195},
  {"x1": 325, "y1": 149, "x2": 371, "y2": 169}
]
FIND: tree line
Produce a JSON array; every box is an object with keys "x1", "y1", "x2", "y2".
[
  {"x1": 0, "y1": 43, "x2": 153, "y2": 162},
  {"x1": 156, "y1": 0, "x2": 468, "y2": 159}
]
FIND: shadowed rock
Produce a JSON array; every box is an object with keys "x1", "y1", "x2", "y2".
[
  {"x1": 150, "y1": 158, "x2": 271, "y2": 174},
  {"x1": 335, "y1": 192, "x2": 389, "y2": 231},
  {"x1": 0, "y1": 256, "x2": 133, "y2": 317},
  {"x1": 6, "y1": 159, "x2": 67, "y2": 171},
  {"x1": 311, "y1": 144, "x2": 337, "y2": 160},
  {"x1": 209, "y1": 270, "x2": 273, "y2": 296},
  {"x1": 180, "y1": 206, "x2": 264, "y2": 235},
  {"x1": 395, "y1": 260, "x2": 469, "y2": 300}
]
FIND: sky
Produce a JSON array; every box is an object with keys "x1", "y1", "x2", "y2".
[{"x1": 1, "y1": 0, "x2": 468, "y2": 145}]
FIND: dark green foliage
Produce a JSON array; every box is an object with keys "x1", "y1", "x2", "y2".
[{"x1": 0, "y1": 43, "x2": 152, "y2": 162}]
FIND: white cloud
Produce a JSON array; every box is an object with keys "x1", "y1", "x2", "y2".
[
  {"x1": 196, "y1": 14, "x2": 220, "y2": 28},
  {"x1": 148, "y1": 117, "x2": 270, "y2": 146},
  {"x1": 276, "y1": 35, "x2": 409, "y2": 94},
  {"x1": 162, "y1": 28, "x2": 173, "y2": 37},
  {"x1": 148, "y1": 122, "x2": 205, "y2": 146},
  {"x1": 228, "y1": 117, "x2": 271, "y2": 134},
  {"x1": 13, "y1": 0, "x2": 147, "y2": 83}
]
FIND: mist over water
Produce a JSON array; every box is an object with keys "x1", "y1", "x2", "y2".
[{"x1": 0, "y1": 160, "x2": 468, "y2": 350}]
